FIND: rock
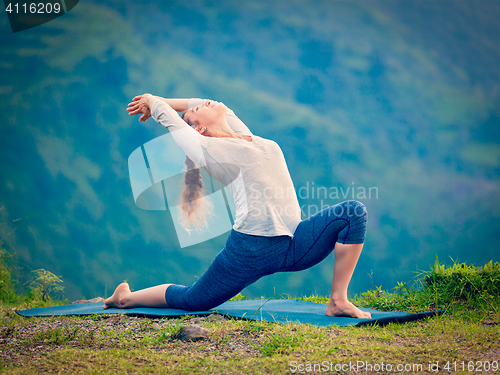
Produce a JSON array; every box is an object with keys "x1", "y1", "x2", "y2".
[
  {"x1": 482, "y1": 319, "x2": 498, "y2": 326},
  {"x1": 189, "y1": 317, "x2": 202, "y2": 325},
  {"x1": 71, "y1": 297, "x2": 105, "y2": 304},
  {"x1": 178, "y1": 325, "x2": 209, "y2": 341},
  {"x1": 104, "y1": 315, "x2": 127, "y2": 322},
  {"x1": 207, "y1": 314, "x2": 225, "y2": 322}
]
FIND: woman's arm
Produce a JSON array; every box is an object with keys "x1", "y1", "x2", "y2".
[
  {"x1": 128, "y1": 95, "x2": 252, "y2": 136},
  {"x1": 155, "y1": 97, "x2": 190, "y2": 112},
  {"x1": 127, "y1": 97, "x2": 190, "y2": 122},
  {"x1": 128, "y1": 94, "x2": 207, "y2": 166}
]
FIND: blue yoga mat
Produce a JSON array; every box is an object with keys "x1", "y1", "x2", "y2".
[{"x1": 17, "y1": 299, "x2": 444, "y2": 327}]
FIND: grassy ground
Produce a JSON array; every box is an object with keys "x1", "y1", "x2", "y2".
[
  {"x1": 0, "y1": 297, "x2": 498, "y2": 374},
  {"x1": 0, "y1": 259, "x2": 499, "y2": 374}
]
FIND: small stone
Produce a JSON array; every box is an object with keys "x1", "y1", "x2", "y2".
[
  {"x1": 189, "y1": 317, "x2": 202, "y2": 325},
  {"x1": 482, "y1": 319, "x2": 498, "y2": 326},
  {"x1": 178, "y1": 325, "x2": 209, "y2": 341},
  {"x1": 208, "y1": 314, "x2": 225, "y2": 322},
  {"x1": 104, "y1": 315, "x2": 127, "y2": 322}
]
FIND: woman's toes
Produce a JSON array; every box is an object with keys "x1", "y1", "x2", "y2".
[
  {"x1": 103, "y1": 282, "x2": 131, "y2": 309},
  {"x1": 325, "y1": 300, "x2": 372, "y2": 319}
]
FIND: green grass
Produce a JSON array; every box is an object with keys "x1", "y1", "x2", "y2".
[
  {"x1": 0, "y1": 303, "x2": 498, "y2": 374},
  {"x1": 0, "y1": 256, "x2": 499, "y2": 374}
]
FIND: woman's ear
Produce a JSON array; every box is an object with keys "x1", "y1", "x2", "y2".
[{"x1": 195, "y1": 126, "x2": 207, "y2": 135}]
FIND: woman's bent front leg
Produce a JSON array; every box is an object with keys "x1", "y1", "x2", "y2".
[
  {"x1": 325, "y1": 242, "x2": 371, "y2": 319},
  {"x1": 282, "y1": 200, "x2": 371, "y2": 319}
]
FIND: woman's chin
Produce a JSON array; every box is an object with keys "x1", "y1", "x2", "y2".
[{"x1": 214, "y1": 102, "x2": 226, "y2": 110}]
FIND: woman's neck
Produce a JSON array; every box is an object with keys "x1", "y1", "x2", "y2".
[{"x1": 210, "y1": 122, "x2": 251, "y2": 141}]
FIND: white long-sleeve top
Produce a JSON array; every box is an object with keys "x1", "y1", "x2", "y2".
[{"x1": 150, "y1": 98, "x2": 302, "y2": 237}]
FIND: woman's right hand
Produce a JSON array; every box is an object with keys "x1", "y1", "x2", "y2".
[{"x1": 127, "y1": 94, "x2": 156, "y2": 122}]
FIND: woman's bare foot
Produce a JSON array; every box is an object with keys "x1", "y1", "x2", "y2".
[
  {"x1": 325, "y1": 299, "x2": 372, "y2": 319},
  {"x1": 103, "y1": 283, "x2": 132, "y2": 309}
]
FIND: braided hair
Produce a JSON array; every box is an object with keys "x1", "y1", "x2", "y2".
[{"x1": 179, "y1": 156, "x2": 212, "y2": 232}]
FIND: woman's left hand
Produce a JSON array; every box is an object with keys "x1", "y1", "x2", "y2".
[{"x1": 127, "y1": 94, "x2": 156, "y2": 122}]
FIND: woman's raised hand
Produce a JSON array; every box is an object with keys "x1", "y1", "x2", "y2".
[{"x1": 127, "y1": 94, "x2": 156, "y2": 122}]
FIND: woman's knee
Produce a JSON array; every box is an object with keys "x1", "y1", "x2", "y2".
[
  {"x1": 350, "y1": 200, "x2": 367, "y2": 219},
  {"x1": 336, "y1": 201, "x2": 367, "y2": 244},
  {"x1": 335, "y1": 200, "x2": 367, "y2": 219}
]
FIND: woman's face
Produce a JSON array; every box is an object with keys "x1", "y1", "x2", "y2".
[{"x1": 183, "y1": 100, "x2": 226, "y2": 135}]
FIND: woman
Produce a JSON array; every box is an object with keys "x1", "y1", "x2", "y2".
[{"x1": 104, "y1": 93, "x2": 371, "y2": 319}]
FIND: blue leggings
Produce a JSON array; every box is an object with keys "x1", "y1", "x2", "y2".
[{"x1": 165, "y1": 200, "x2": 367, "y2": 311}]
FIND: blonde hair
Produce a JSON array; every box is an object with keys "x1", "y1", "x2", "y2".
[{"x1": 179, "y1": 156, "x2": 213, "y2": 233}]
